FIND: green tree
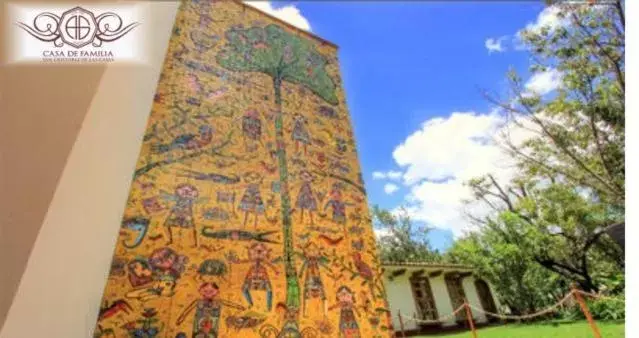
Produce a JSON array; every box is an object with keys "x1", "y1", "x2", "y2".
[
  {"x1": 465, "y1": 175, "x2": 622, "y2": 292},
  {"x1": 486, "y1": 1, "x2": 624, "y2": 210},
  {"x1": 372, "y1": 206, "x2": 441, "y2": 263},
  {"x1": 468, "y1": 1, "x2": 625, "y2": 293},
  {"x1": 447, "y1": 230, "x2": 565, "y2": 315},
  {"x1": 216, "y1": 24, "x2": 337, "y2": 314}
]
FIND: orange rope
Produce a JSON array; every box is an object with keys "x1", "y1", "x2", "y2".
[
  {"x1": 466, "y1": 290, "x2": 576, "y2": 321},
  {"x1": 576, "y1": 290, "x2": 625, "y2": 303},
  {"x1": 397, "y1": 288, "x2": 624, "y2": 326},
  {"x1": 399, "y1": 304, "x2": 466, "y2": 324}
]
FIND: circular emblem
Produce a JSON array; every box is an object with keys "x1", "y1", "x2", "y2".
[{"x1": 59, "y1": 7, "x2": 97, "y2": 48}]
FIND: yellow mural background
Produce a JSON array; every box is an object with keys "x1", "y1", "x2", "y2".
[{"x1": 94, "y1": 1, "x2": 394, "y2": 337}]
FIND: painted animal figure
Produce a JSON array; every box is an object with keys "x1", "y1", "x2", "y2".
[
  {"x1": 225, "y1": 314, "x2": 266, "y2": 332},
  {"x1": 351, "y1": 252, "x2": 374, "y2": 280},
  {"x1": 177, "y1": 169, "x2": 241, "y2": 184},
  {"x1": 93, "y1": 324, "x2": 116, "y2": 338},
  {"x1": 202, "y1": 207, "x2": 231, "y2": 221},
  {"x1": 121, "y1": 217, "x2": 150, "y2": 249},
  {"x1": 151, "y1": 125, "x2": 212, "y2": 153},
  {"x1": 318, "y1": 234, "x2": 344, "y2": 246},
  {"x1": 201, "y1": 228, "x2": 279, "y2": 244},
  {"x1": 98, "y1": 299, "x2": 133, "y2": 321}
]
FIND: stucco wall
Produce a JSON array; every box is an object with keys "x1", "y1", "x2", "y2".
[
  {"x1": 462, "y1": 277, "x2": 488, "y2": 323},
  {"x1": 385, "y1": 274, "x2": 419, "y2": 331},
  {"x1": 384, "y1": 267, "x2": 498, "y2": 333},
  {"x1": 0, "y1": 3, "x2": 180, "y2": 337},
  {"x1": 430, "y1": 275, "x2": 457, "y2": 327}
]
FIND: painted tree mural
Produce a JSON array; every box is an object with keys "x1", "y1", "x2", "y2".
[
  {"x1": 217, "y1": 24, "x2": 337, "y2": 315},
  {"x1": 92, "y1": 2, "x2": 393, "y2": 338}
]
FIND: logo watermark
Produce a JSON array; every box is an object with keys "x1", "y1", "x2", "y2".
[{"x1": 6, "y1": 4, "x2": 148, "y2": 64}]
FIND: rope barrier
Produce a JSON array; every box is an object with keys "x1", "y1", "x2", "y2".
[
  {"x1": 395, "y1": 287, "x2": 624, "y2": 337},
  {"x1": 400, "y1": 290, "x2": 578, "y2": 325},
  {"x1": 399, "y1": 304, "x2": 466, "y2": 324},
  {"x1": 467, "y1": 290, "x2": 576, "y2": 321},
  {"x1": 576, "y1": 290, "x2": 625, "y2": 303}
]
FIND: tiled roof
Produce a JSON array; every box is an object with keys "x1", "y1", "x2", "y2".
[{"x1": 381, "y1": 261, "x2": 473, "y2": 270}]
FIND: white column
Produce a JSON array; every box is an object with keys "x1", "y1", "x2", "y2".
[
  {"x1": 462, "y1": 277, "x2": 488, "y2": 323},
  {"x1": 385, "y1": 273, "x2": 420, "y2": 331},
  {"x1": 0, "y1": 4, "x2": 180, "y2": 338},
  {"x1": 429, "y1": 275, "x2": 456, "y2": 327}
]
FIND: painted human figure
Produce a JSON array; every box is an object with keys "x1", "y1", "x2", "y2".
[
  {"x1": 323, "y1": 182, "x2": 352, "y2": 225},
  {"x1": 162, "y1": 184, "x2": 203, "y2": 247},
  {"x1": 230, "y1": 243, "x2": 279, "y2": 311},
  {"x1": 329, "y1": 286, "x2": 361, "y2": 338},
  {"x1": 291, "y1": 114, "x2": 311, "y2": 155},
  {"x1": 176, "y1": 282, "x2": 245, "y2": 338},
  {"x1": 149, "y1": 247, "x2": 188, "y2": 280},
  {"x1": 298, "y1": 242, "x2": 331, "y2": 317},
  {"x1": 295, "y1": 170, "x2": 318, "y2": 225},
  {"x1": 242, "y1": 110, "x2": 262, "y2": 152},
  {"x1": 126, "y1": 248, "x2": 188, "y2": 302},
  {"x1": 238, "y1": 180, "x2": 266, "y2": 228},
  {"x1": 127, "y1": 258, "x2": 154, "y2": 288}
]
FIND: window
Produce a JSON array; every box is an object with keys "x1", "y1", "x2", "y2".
[
  {"x1": 445, "y1": 274, "x2": 467, "y2": 322},
  {"x1": 410, "y1": 276, "x2": 439, "y2": 321}
]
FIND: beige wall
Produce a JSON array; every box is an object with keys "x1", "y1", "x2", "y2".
[
  {"x1": 384, "y1": 266, "x2": 495, "y2": 332},
  {"x1": 0, "y1": 2, "x2": 179, "y2": 336}
]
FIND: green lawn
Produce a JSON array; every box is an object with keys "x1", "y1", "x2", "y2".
[{"x1": 416, "y1": 321, "x2": 624, "y2": 338}]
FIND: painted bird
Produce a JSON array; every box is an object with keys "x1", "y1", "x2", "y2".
[
  {"x1": 151, "y1": 125, "x2": 212, "y2": 153},
  {"x1": 121, "y1": 217, "x2": 150, "y2": 249},
  {"x1": 98, "y1": 299, "x2": 132, "y2": 321},
  {"x1": 318, "y1": 234, "x2": 344, "y2": 246},
  {"x1": 351, "y1": 252, "x2": 374, "y2": 280}
]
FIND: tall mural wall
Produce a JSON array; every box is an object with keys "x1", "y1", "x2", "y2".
[{"x1": 94, "y1": 1, "x2": 394, "y2": 337}]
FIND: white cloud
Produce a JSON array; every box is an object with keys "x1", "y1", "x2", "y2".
[
  {"x1": 387, "y1": 171, "x2": 403, "y2": 180},
  {"x1": 389, "y1": 111, "x2": 536, "y2": 237},
  {"x1": 495, "y1": 5, "x2": 574, "y2": 52},
  {"x1": 374, "y1": 227, "x2": 392, "y2": 239},
  {"x1": 372, "y1": 170, "x2": 403, "y2": 181},
  {"x1": 524, "y1": 68, "x2": 562, "y2": 96},
  {"x1": 372, "y1": 171, "x2": 386, "y2": 180},
  {"x1": 485, "y1": 37, "x2": 507, "y2": 53},
  {"x1": 521, "y1": 5, "x2": 569, "y2": 35},
  {"x1": 393, "y1": 112, "x2": 506, "y2": 185},
  {"x1": 244, "y1": 1, "x2": 312, "y2": 31},
  {"x1": 384, "y1": 183, "x2": 400, "y2": 195}
]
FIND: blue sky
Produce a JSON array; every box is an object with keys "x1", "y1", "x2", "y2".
[{"x1": 246, "y1": 1, "x2": 562, "y2": 251}]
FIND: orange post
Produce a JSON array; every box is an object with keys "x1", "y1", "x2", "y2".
[
  {"x1": 397, "y1": 309, "x2": 406, "y2": 338},
  {"x1": 464, "y1": 301, "x2": 478, "y2": 338},
  {"x1": 571, "y1": 284, "x2": 602, "y2": 338}
]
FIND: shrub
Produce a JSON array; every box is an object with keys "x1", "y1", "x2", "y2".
[
  {"x1": 587, "y1": 296, "x2": 625, "y2": 321},
  {"x1": 558, "y1": 296, "x2": 625, "y2": 321}
]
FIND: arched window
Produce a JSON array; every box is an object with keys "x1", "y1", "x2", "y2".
[{"x1": 474, "y1": 279, "x2": 497, "y2": 321}]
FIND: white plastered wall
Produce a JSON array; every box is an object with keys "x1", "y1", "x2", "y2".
[
  {"x1": 384, "y1": 273, "x2": 420, "y2": 331},
  {"x1": 384, "y1": 267, "x2": 500, "y2": 332},
  {"x1": 462, "y1": 277, "x2": 488, "y2": 323},
  {"x1": 0, "y1": 3, "x2": 180, "y2": 338},
  {"x1": 429, "y1": 274, "x2": 457, "y2": 327}
]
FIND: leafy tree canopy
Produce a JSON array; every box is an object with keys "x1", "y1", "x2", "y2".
[{"x1": 216, "y1": 24, "x2": 338, "y2": 105}]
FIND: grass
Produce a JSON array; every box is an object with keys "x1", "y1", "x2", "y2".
[{"x1": 416, "y1": 321, "x2": 625, "y2": 338}]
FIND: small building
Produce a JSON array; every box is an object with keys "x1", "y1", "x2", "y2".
[{"x1": 383, "y1": 261, "x2": 500, "y2": 335}]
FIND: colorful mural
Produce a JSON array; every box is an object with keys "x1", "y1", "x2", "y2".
[{"x1": 94, "y1": 1, "x2": 394, "y2": 337}]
